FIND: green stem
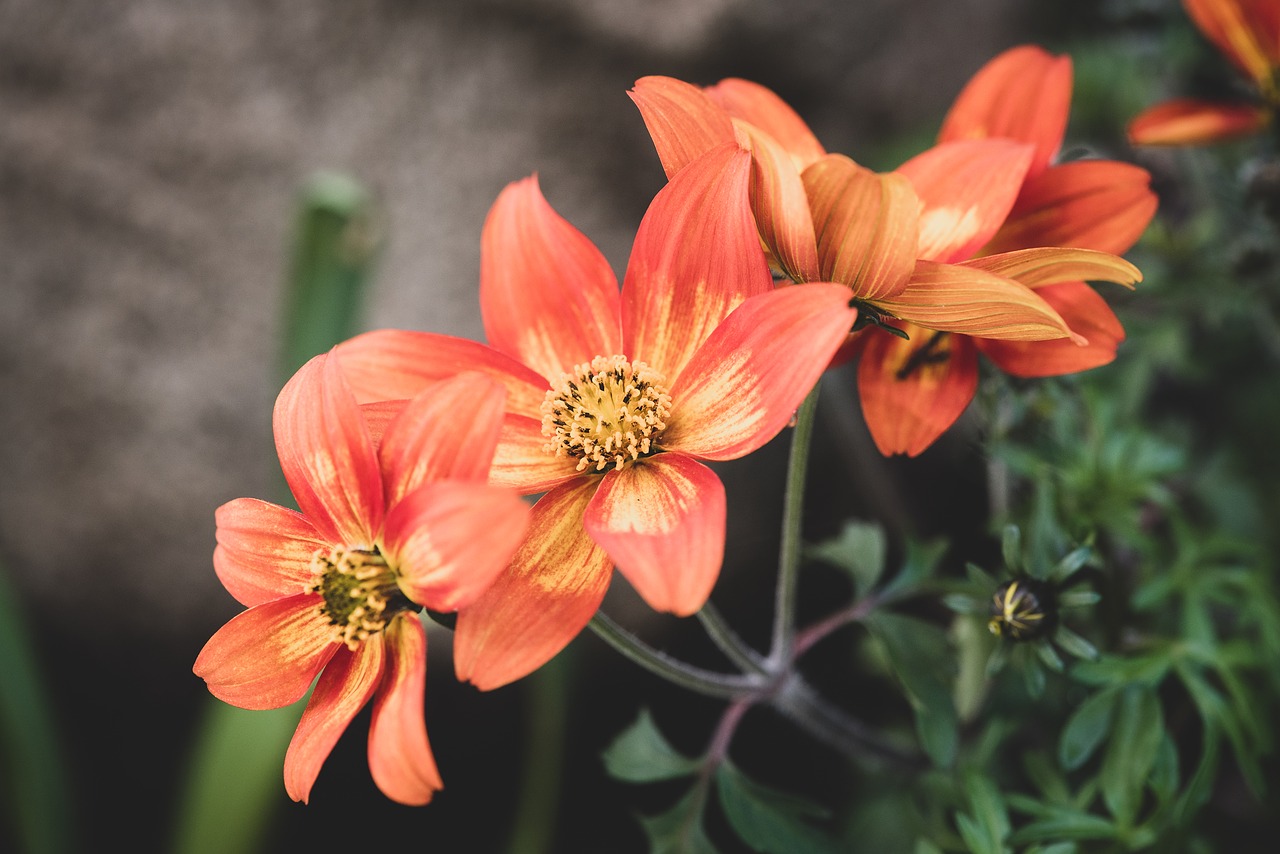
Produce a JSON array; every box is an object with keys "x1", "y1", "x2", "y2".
[
  {"x1": 769, "y1": 386, "x2": 822, "y2": 664},
  {"x1": 588, "y1": 612, "x2": 764, "y2": 699},
  {"x1": 696, "y1": 603, "x2": 767, "y2": 674}
]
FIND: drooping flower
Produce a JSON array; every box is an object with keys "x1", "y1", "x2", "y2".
[
  {"x1": 333, "y1": 144, "x2": 859, "y2": 690},
  {"x1": 1129, "y1": 0, "x2": 1280, "y2": 145},
  {"x1": 193, "y1": 355, "x2": 531, "y2": 804},
  {"x1": 630, "y1": 54, "x2": 1151, "y2": 456}
]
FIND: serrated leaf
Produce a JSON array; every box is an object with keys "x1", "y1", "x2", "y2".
[
  {"x1": 1100, "y1": 686, "x2": 1164, "y2": 827},
  {"x1": 807, "y1": 520, "x2": 886, "y2": 596},
  {"x1": 715, "y1": 762, "x2": 838, "y2": 854},
  {"x1": 1059, "y1": 688, "x2": 1118, "y2": 771},
  {"x1": 602, "y1": 709, "x2": 701, "y2": 783},
  {"x1": 865, "y1": 613, "x2": 958, "y2": 767},
  {"x1": 639, "y1": 785, "x2": 718, "y2": 854}
]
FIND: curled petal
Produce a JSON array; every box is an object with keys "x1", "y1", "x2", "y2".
[
  {"x1": 1185, "y1": 0, "x2": 1280, "y2": 87},
  {"x1": 383, "y1": 481, "x2": 532, "y2": 612},
  {"x1": 877, "y1": 261, "x2": 1079, "y2": 342},
  {"x1": 664, "y1": 283, "x2": 858, "y2": 460},
  {"x1": 334, "y1": 329, "x2": 548, "y2": 418},
  {"x1": 985, "y1": 161, "x2": 1158, "y2": 256},
  {"x1": 454, "y1": 479, "x2": 612, "y2": 691},
  {"x1": 194, "y1": 595, "x2": 337, "y2": 710},
  {"x1": 962, "y1": 247, "x2": 1141, "y2": 290},
  {"x1": 706, "y1": 77, "x2": 827, "y2": 170},
  {"x1": 624, "y1": 144, "x2": 773, "y2": 382},
  {"x1": 284, "y1": 640, "x2": 384, "y2": 804},
  {"x1": 274, "y1": 354, "x2": 384, "y2": 546},
  {"x1": 897, "y1": 139, "x2": 1034, "y2": 264},
  {"x1": 629, "y1": 76, "x2": 738, "y2": 179},
  {"x1": 213, "y1": 498, "x2": 328, "y2": 607},
  {"x1": 977, "y1": 283, "x2": 1125, "y2": 377},
  {"x1": 480, "y1": 176, "x2": 622, "y2": 381},
  {"x1": 379, "y1": 373, "x2": 507, "y2": 507},
  {"x1": 734, "y1": 120, "x2": 821, "y2": 282},
  {"x1": 857, "y1": 329, "x2": 979, "y2": 457},
  {"x1": 368, "y1": 614, "x2": 442, "y2": 806},
  {"x1": 803, "y1": 154, "x2": 919, "y2": 299},
  {"x1": 938, "y1": 45, "x2": 1073, "y2": 179},
  {"x1": 490, "y1": 413, "x2": 584, "y2": 494},
  {"x1": 1127, "y1": 98, "x2": 1269, "y2": 146},
  {"x1": 583, "y1": 454, "x2": 726, "y2": 616}
]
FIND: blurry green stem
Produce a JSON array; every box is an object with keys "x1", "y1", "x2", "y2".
[
  {"x1": 588, "y1": 612, "x2": 764, "y2": 698},
  {"x1": 769, "y1": 386, "x2": 821, "y2": 664},
  {"x1": 696, "y1": 602, "x2": 767, "y2": 674}
]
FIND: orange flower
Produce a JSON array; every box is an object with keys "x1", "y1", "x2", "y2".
[
  {"x1": 193, "y1": 356, "x2": 531, "y2": 804},
  {"x1": 630, "y1": 52, "x2": 1150, "y2": 455},
  {"x1": 333, "y1": 144, "x2": 858, "y2": 689},
  {"x1": 1129, "y1": 0, "x2": 1280, "y2": 145}
]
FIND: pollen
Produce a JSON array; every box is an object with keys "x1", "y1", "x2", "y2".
[
  {"x1": 541, "y1": 355, "x2": 673, "y2": 473},
  {"x1": 309, "y1": 546, "x2": 416, "y2": 649}
]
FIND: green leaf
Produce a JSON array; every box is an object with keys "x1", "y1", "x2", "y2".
[
  {"x1": 1007, "y1": 808, "x2": 1118, "y2": 845},
  {"x1": 1001, "y1": 525, "x2": 1023, "y2": 575},
  {"x1": 914, "y1": 840, "x2": 945, "y2": 854},
  {"x1": 881, "y1": 537, "x2": 948, "y2": 598},
  {"x1": 960, "y1": 772, "x2": 1011, "y2": 854},
  {"x1": 1052, "y1": 627, "x2": 1098, "y2": 661},
  {"x1": 0, "y1": 561, "x2": 73, "y2": 854},
  {"x1": 807, "y1": 520, "x2": 886, "y2": 596},
  {"x1": 280, "y1": 170, "x2": 381, "y2": 376},
  {"x1": 639, "y1": 785, "x2": 718, "y2": 854},
  {"x1": 1099, "y1": 686, "x2": 1164, "y2": 828},
  {"x1": 1059, "y1": 688, "x2": 1119, "y2": 771},
  {"x1": 865, "y1": 613, "x2": 958, "y2": 767},
  {"x1": 715, "y1": 762, "x2": 838, "y2": 854},
  {"x1": 601, "y1": 709, "x2": 701, "y2": 783}
]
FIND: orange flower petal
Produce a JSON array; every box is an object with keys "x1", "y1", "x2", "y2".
[
  {"x1": 897, "y1": 139, "x2": 1034, "y2": 264},
  {"x1": 706, "y1": 77, "x2": 827, "y2": 170},
  {"x1": 213, "y1": 498, "x2": 328, "y2": 607},
  {"x1": 367, "y1": 614, "x2": 442, "y2": 806},
  {"x1": 624, "y1": 144, "x2": 773, "y2": 383},
  {"x1": 583, "y1": 454, "x2": 725, "y2": 616},
  {"x1": 359, "y1": 400, "x2": 406, "y2": 450},
  {"x1": 453, "y1": 479, "x2": 612, "y2": 691},
  {"x1": 379, "y1": 373, "x2": 507, "y2": 507},
  {"x1": 857, "y1": 328, "x2": 979, "y2": 457},
  {"x1": 977, "y1": 282, "x2": 1125, "y2": 377},
  {"x1": 877, "y1": 261, "x2": 1078, "y2": 342},
  {"x1": 274, "y1": 354, "x2": 384, "y2": 546},
  {"x1": 664, "y1": 283, "x2": 858, "y2": 460},
  {"x1": 1127, "y1": 97, "x2": 1269, "y2": 146},
  {"x1": 194, "y1": 595, "x2": 337, "y2": 710},
  {"x1": 334, "y1": 329, "x2": 548, "y2": 418},
  {"x1": 1185, "y1": 0, "x2": 1280, "y2": 87},
  {"x1": 984, "y1": 161, "x2": 1158, "y2": 256},
  {"x1": 802, "y1": 154, "x2": 919, "y2": 299},
  {"x1": 938, "y1": 45, "x2": 1073, "y2": 179},
  {"x1": 383, "y1": 480, "x2": 532, "y2": 612},
  {"x1": 733, "y1": 120, "x2": 822, "y2": 282},
  {"x1": 962, "y1": 247, "x2": 1141, "y2": 290},
  {"x1": 283, "y1": 639, "x2": 384, "y2": 804},
  {"x1": 490, "y1": 412, "x2": 583, "y2": 493},
  {"x1": 629, "y1": 76, "x2": 738, "y2": 179},
  {"x1": 480, "y1": 176, "x2": 623, "y2": 381}
]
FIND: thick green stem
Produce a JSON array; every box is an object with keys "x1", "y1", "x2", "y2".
[
  {"x1": 588, "y1": 612, "x2": 764, "y2": 699},
  {"x1": 770, "y1": 386, "x2": 822, "y2": 664}
]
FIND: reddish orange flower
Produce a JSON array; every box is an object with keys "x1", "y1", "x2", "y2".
[
  {"x1": 333, "y1": 144, "x2": 859, "y2": 689},
  {"x1": 1129, "y1": 0, "x2": 1280, "y2": 145},
  {"x1": 630, "y1": 52, "x2": 1150, "y2": 455},
  {"x1": 193, "y1": 355, "x2": 531, "y2": 804}
]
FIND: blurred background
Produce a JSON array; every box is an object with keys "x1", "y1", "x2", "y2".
[{"x1": 4, "y1": 1, "x2": 1272, "y2": 852}]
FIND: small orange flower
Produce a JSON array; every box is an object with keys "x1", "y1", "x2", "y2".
[
  {"x1": 193, "y1": 356, "x2": 531, "y2": 804},
  {"x1": 1129, "y1": 0, "x2": 1280, "y2": 145},
  {"x1": 333, "y1": 145, "x2": 859, "y2": 690},
  {"x1": 630, "y1": 52, "x2": 1150, "y2": 456}
]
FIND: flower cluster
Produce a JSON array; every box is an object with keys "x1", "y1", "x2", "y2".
[{"x1": 195, "y1": 44, "x2": 1154, "y2": 804}]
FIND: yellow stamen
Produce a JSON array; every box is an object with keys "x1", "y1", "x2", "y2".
[
  {"x1": 541, "y1": 355, "x2": 672, "y2": 473},
  {"x1": 308, "y1": 546, "x2": 413, "y2": 649}
]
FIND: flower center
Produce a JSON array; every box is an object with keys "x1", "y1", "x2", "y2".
[
  {"x1": 541, "y1": 355, "x2": 673, "y2": 473},
  {"x1": 309, "y1": 546, "x2": 417, "y2": 649}
]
